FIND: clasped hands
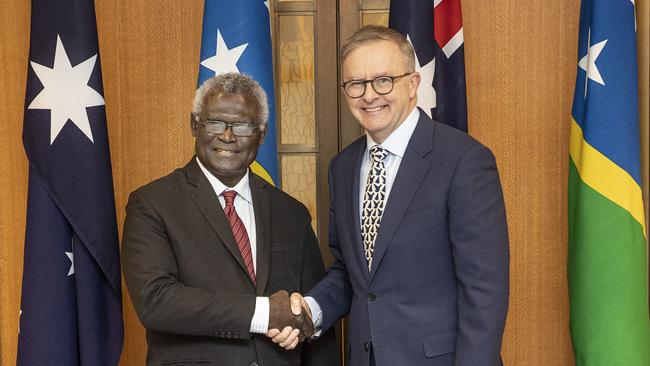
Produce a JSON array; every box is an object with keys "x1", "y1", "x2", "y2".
[{"x1": 266, "y1": 290, "x2": 312, "y2": 350}]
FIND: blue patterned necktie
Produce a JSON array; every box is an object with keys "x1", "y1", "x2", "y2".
[{"x1": 361, "y1": 145, "x2": 388, "y2": 272}]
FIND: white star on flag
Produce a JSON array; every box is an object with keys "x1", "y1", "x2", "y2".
[
  {"x1": 578, "y1": 28, "x2": 607, "y2": 99},
  {"x1": 264, "y1": 2, "x2": 272, "y2": 32},
  {"x1": 407, "y1": 35, "x2": 436, "y2": 118},
  {"x1": 65, "y1": 251, "x2": 74, "y2": 276},
  {"x1": 28, "y1": 34, "x2": 104, "y2": 145},
  {"x1": 200, "y1": 30, "x2": 248, "y2": 75},
  {"x1": 631, "y1": 0, "x2": 636, "y2": 31}
]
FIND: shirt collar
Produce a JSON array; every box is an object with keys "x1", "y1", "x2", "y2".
[
  {"x1": 365, "y1": 107, "x2": 420, "y2": 158},
  {"x1": 196, "y1": 157, "x2": 253, "y2": 205}
]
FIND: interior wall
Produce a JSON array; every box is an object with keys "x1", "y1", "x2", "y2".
[
  {"x1": 463, "y1": 1, "x2": 579, "y2": 364},
  {"x1": 1, "y1": 1, "x2": 647, "y2": 365},
  {"x1": 0, "y1": 1, "x2": 30, "y2": 362}
]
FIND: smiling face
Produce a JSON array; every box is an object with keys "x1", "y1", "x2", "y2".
[
  {"x1": 342, "y1": 40, "x2": 420, "y2": 143},
  {"x1": 191, "y1": 91, "x2": 265, "y2": 187}
]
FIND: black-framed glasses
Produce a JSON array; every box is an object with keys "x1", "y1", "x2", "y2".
[
  {"x1": 340, "y1": 72, "x2": 413, "y2": 98},
  {"x1": 201, "y1": 120, "x2": 259, "y2": 137}
]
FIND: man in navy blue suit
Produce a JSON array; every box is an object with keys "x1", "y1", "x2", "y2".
[{"x1": 270, "y1": 25, "x2": 509, "y2": 365}]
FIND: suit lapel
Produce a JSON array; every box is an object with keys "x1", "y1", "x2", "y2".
[
  {"x1": 250, "y1": 174, "x2": 271, "y2": 295},
  {"x1": 369, "y1": 114, "x2": 434, "y2": 281},
  {"x1": 184, "y1": 159, "x2": 252, "y2": 285},
  {"x1": 346, "y1": 139, "x2": 371, "y2": 281}
]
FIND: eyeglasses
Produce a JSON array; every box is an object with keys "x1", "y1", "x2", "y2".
[
  {"x1": 340, "y1": 72, "x2": 413, "y2": 98},
  {"x1": 201, "y1": 120, "x2": 259, "y2": 137}
]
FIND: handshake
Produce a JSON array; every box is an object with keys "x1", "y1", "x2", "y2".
[{"x1": 266, "y1": 290, "x2": 312, "y2": 350}]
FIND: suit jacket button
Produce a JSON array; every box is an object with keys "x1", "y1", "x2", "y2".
[
  {"x1": 364, "y1": 342, "x2": 370, "y2": 352},
  {"x1": 368, "y1": 292, "x2": 376, "y2": 301}
]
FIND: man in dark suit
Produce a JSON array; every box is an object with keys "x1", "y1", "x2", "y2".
[
  {"x1": 121, "y1": 73, "x2": 338, "y2": 366},
  {"x1": 279, "y1": 25, "x2": 509, "y2": 365}
]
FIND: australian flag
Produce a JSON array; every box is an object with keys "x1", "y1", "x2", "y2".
[
  {"x1": 18, "y1": 0, "x2": 123, "y2": 365},
  {"x1": 198, "y1": 0, "x2": 280, "y2": 185},
  {"x1": 389, "y1": 0, "x2": 468, "y2": 132}
]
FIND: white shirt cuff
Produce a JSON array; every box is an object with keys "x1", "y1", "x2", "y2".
[
  {"x1": 304, "y1": 296, "x2": 323, "y2": 337},
  {"x1": 249, "y1": 296, "x2": 269, "y2": 333}
]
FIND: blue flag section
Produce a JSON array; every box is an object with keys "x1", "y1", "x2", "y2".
[
  {"x1": 572, "y1": 0, "x2": 641, "y2": 182},
  {"x1": 389, "y1": 0, "x2": 468, "y2": 132},
  {"x1": 198, "y1": 0, "x2": 279, "y2": 185},
  {"x1": 18, "y1": 0, "x2": 123, "y2": 365}
]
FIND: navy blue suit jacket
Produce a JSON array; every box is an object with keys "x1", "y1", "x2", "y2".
[{"x1": 309, "y1": 110, "x2": 509, "y2": 366}]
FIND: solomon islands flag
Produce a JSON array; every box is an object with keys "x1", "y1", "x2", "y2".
[
  {"x1": 198, "y1": 0, "x2": 279, "y2": 185},
  {"x1": 18, "y1": 0, "x2": 123, "y2": 365},
  {"x1": 568, "y1": 0, "x2": 650, "y2": 365},
  {"x1": 389, "y1": 0, "x2": 468, "y2": 132}
]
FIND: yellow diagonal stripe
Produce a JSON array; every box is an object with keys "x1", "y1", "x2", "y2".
[
  {"x1": 570, "y1": 118, "x2": 646, "y2": 236},
  {"x1": 250, "y1": 160, "x2": 276, "y2": 186}
]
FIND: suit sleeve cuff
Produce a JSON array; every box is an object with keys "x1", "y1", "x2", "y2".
[
  {"x1": 304, "y1": 296, "x2": 323, "y2": 337},
  {"x1": 249, "y1": 296, "x2": 269, "y2": 334}
]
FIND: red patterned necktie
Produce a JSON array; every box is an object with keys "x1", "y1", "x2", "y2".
[{"x1": 222, "y1": 190, "x2": 256, "y2": 285}]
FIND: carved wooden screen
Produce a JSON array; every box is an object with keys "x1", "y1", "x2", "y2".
[{"x1": 272, "y1": 0, "x2": 338, "y2": 264}]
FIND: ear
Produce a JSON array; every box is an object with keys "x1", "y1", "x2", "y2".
[
  {"x1": 258, "y1": 126, "x2": 267, "y2": 146},
  {"x1": 408, "y1": 72, "x2": 421, "y2": 98},
  {"x1": 190, "y1": 114, "x2": 198, "y2": 137}
]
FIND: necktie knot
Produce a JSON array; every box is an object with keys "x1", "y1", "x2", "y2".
[
  {"x1": 222, "y1": 190, "x2": 237, "y2": 207},
  {"x1": 369, "y1": 145, "x2": 387, "y2": 163}
]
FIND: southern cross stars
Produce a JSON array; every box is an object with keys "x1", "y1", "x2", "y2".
[
  {"x1": 28, "y1": 35, "x2": 104, "y2": 144},
  {"x1": 65, "y1": 251, "x2": 74, "y2": 276},
  {"x1": 200, "y1": 30, "x2": 248, "y2": 74},
  {"x1": 407, "y1": 35, "x2": 436, "y2": 118}
]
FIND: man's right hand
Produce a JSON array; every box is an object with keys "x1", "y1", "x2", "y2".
[
  {"x1": 267, "y1": 292, "x2": 313, "y2": 350},
  {"x1": 268, "y1": 290, "x2": 313, "y2": 347}
]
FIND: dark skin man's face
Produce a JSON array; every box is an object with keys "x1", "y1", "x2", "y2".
[{"x1": 191, "y1": 91, "x2": 265, "y2": 187}]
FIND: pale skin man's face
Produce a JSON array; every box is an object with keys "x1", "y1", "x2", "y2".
[{"x1": 342, "y1": 40, "x2": 420, "y2": 143}]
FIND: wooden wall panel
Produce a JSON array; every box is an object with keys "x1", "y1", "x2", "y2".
[
  {"x1": 463, "y1": 0, "x2": 579, "y2": 364},
  {"x1": 0, "y1": 1, "x2": 30, "y2": 365}
]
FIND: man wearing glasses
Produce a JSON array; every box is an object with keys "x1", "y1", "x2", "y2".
[
  {"x1": 279, "y1": 25, "x2": 510, "y2": 365},
  {"x1": 121, "y1": 73, "x2": 338, "y2": 366}
]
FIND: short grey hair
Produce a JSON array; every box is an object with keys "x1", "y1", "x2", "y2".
[
  {"x1": 192, "y1": 72, "x2": 269, "y2": 129},
  {"x1": 341, "y1": 25, "x2": 415, "y2": 72}
]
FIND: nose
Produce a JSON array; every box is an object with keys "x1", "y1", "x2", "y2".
[
  {"x1": 218, "y1": 126, "x2": 237, "y2": 143},
  {"x1": 361, "y1": 82, "x2": 379, "y2": 102}
]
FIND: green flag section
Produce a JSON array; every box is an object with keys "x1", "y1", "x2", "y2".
[
  {"x1": 569, "y1": 161, "x2": 650, "y2": 365},
  {"x1": 568, "y1": 1, "x2": 650, "y2": 365}
]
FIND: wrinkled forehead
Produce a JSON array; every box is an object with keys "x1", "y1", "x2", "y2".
[{"x1": 342, "y1": 40, "x2": 410, "y2": 77}]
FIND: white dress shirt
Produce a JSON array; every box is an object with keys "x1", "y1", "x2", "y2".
[
  {"x1": 358, "y1": 107, "x2": 420, "y2": 224},
  {"x1": 306, "y1": 107, "x2": 421, "y2": 335},
  {"x1": 196, "y1": 158, "x2": 269, "y2": 334}
]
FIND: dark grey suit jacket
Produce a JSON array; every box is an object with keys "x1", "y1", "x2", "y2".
[
  {"x1": 122, "y1": 158, "x2": 338, "y2": 366},
  {"x1": 309, "y1": 110, "x2": 509, "y2": 366}
]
